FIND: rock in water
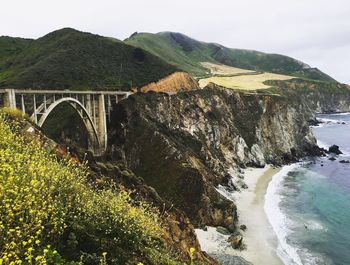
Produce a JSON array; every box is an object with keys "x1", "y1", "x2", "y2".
[
  {"x1": 228, "y1": 235, "x2": 243, "y2": 249},
  {"x1": 308, "y1": 118, "x2": 324, "y2": 126},
  {"x1": 329, "y1": 145, "x2": 343, "y2": 155}
]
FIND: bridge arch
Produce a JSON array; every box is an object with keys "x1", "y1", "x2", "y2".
[{"x1": 37, "y1": 97, "x2": 101, "y2": 153}]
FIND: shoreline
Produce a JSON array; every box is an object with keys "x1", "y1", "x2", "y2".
[
  {"x1": 233, "y1": 165, "x2": 284, "y2": 265},
  {"x1": 195, "y1": 165, "x2": 284, "y2": 265}
]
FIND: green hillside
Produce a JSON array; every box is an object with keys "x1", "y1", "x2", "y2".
[
  {"x1": 0, "y1": 36, "x2": 32, "y2": 61},
  {"x1": 125, "y1": 32, "x2": 213, "y2": 76},
  {"x1": 0, "y1": 28, "x2": 178, "y2": 90},
  {"x1": 125, "y1": 32, "x2": 335, "y2": 82}
]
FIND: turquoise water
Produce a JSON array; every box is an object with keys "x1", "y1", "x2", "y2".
[{"x1": 265, "y1": 113, "x2": 350, "y2": 265}]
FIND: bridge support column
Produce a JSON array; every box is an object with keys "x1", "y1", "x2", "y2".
[
  {"x1": 3, "y1": 89, "x2": 16, "y2": 108},
  {"x1": 97, "y1": 94, "x2": 107, "y2": 153},
  {"x1": 85, "y1": 95, "x2": 92, "y2": 116}
]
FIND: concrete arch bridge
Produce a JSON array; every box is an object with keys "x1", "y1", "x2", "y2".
[{"x1": 0, "y1": 89, "x2": 131, "y2": 155}]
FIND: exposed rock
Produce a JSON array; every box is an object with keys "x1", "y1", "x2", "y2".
[
  {"x1": 339, "y1": 160, "x2": 350, "y2": 164},
  {"x1": 249, "y1": 144, "x2": 266, "y2": 167},
  {"x1": 108, "y1": 86, "x2": 320, "y2": 231},
  {"x1": 308, "y1": 118, "x2": 324, "y2": 126},
  {"x1": 304, "y1": 145, "x2": 328, "y2": 156},
  {"x1": 329, "y1": 145, "x2": 343, "y2": 155},
  {"x1": 228, "y1": 234, "x2": 243, "y2": 249},
  {"x1": 329, "y1": 157, "x2": 337, "y2": 161},
  {"x1": 104, "y1": 84, "x2": 348, "y2": 263},
  {"x1": 268, "y1": 79, "x2": 350, "y2": 114},
  {"x1": 216, "y1": 226, "x2": 231, "y2": 235},
  {"x1": 139, "y1": 71, "x2": 199, "y2": 93},
  {"x1": 240, "y1": 182, "x2": 248, "y2": 189},
  {"x1": 240, "y1": 224, "x2": 247, "y2": 231}
]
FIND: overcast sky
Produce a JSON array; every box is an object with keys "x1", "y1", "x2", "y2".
[{"x1": 1, "y1": 0, "x2": 350, "y2": 83}]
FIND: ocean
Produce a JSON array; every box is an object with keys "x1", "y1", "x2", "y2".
[{"x1": 265, "y1": 113, "x2": 350, "y2": 265}]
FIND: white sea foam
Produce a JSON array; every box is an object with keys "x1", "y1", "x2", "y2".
[
  {"x1": 264, "y1": 165, "x2": 331, "y2": 265},
  {"x1": 316, "y1": 139, "x2": 329, "y2": 150},
  {"x1": 317, "y1": 117, "x2": 346, "y2": 124},
  {"x1": 304, "y1": 220, "x2": 327, "y2": 231},
  {"x1": 331, "y1": 112, "x2": 350, "y2": 116},
  {"x1": 264, "y1": 164, "x2": 305, "y2": 265}
]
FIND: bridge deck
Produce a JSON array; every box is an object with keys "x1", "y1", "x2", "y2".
[{"x1": 0, "y1": 89, "x2": 131, "y2": 96}]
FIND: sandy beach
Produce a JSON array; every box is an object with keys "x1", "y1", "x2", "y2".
[{"x1": 195, "y1": 165, "x2": 284, "y2": 265}]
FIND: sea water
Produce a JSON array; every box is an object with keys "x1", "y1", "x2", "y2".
[{"x1": 265, "y1": 113, "x2": 350, "y2": 265}]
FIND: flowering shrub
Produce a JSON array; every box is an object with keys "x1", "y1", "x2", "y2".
[{"x1": 0, "y1": 110, "x2": 163, "y2": 264}]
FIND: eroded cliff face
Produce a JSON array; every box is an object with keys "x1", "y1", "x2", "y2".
[
  {"x1": 139, "y1": 71, "x2": 199, "y2": 93},
  {"x1": 269, "y1": 79, "x2": 350, "y2": 113},
  {"x1": 107, "y1": 85, "x2": 319, "y2": 233}
]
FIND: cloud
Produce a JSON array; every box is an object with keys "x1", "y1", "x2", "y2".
[{"x1": 1, "y1": 0, "x2": 349, "y2": 83}]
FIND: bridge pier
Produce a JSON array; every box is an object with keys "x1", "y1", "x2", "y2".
[
  {"x1": 97, "y1": 94, "x2": 107, "y2": 152},
  {"x1": 3, "y1": 89, "x2": 16, "y2": 108}
]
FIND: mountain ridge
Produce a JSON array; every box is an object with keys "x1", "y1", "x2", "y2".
[
  {"x1": 126, "y1": 31, "x2": 336, "y2": 82},
  {"x1": 0, "y1": 28, "x2": 339, "y2": 92},
  {"x1": 0, "y1": 28, "x2": 178, "y2": 90}
]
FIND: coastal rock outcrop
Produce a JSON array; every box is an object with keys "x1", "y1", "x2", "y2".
[
  {"x1": 107, "y1": 85, "x2": 319, "y2": 232},
  {"x1": 329, "y1": 145, "x2": 343, "y2": 155},
  {"x1": 228, "y1": 234, "x2": 243, "y2": 249}
]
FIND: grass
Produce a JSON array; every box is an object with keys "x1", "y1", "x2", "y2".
[
  {"x1": 125, "y1": 32, "x2": 213, "y2": 76},
  {"x1": 0, "y1": 108, "x2": 181, "y2": 264},
  {"x1": 198, "y1": 72, "x2": 294, "y2": 90},
  {"x1": 200, "y1": 62, "x2": 254, "y2": 75}
]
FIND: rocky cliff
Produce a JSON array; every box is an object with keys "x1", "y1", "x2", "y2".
[
  {"x1": 106, "y1": 85, "x2": 320, "y2": 236},
  {"x1": 139, "y1": 71, "x2": 199, "y2": 93},
  {"x1": 268, "y1": 79, "x2": 350, "y2": 113},
  {"x1": 49, "y1": 79, "x2": 350, "y2": 263}
]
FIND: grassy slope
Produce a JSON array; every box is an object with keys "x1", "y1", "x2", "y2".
[
  {"x1": 0, "y1": 108, "x2": 182, "y2": 264},
  {"x1": 0, "y1": 28, "x2": 178, "y2": 91},
  {"x1": 199, "y1": 72, "x2": 293, "y2": 90},
  {"x1": 125, "y1": 32, "x2": 213, "y2": 76},
  {"x1": 125, "y1": 32, "x2": 336, "y2": 82}
]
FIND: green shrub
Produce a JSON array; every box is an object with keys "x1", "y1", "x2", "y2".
[{"x1": 0, "y1": 107, "x2": 29, "y2": 121}]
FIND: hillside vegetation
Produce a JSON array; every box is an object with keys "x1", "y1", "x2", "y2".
[
  {"x1": 0, "y1": 29, "x2": 338, "y2": 92},
  {"x1": 0, "y1": 36, "x2": 32, "y2": 61},
  {"x1": 125, "y1": 32, "x2": 335, "y2": 82},
  {"x1": 0, "y1": 108, "x2": 181, "y2": 264},
  {"x1": 0, "y1": 28, "x2": 178, "y2": 91}
]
